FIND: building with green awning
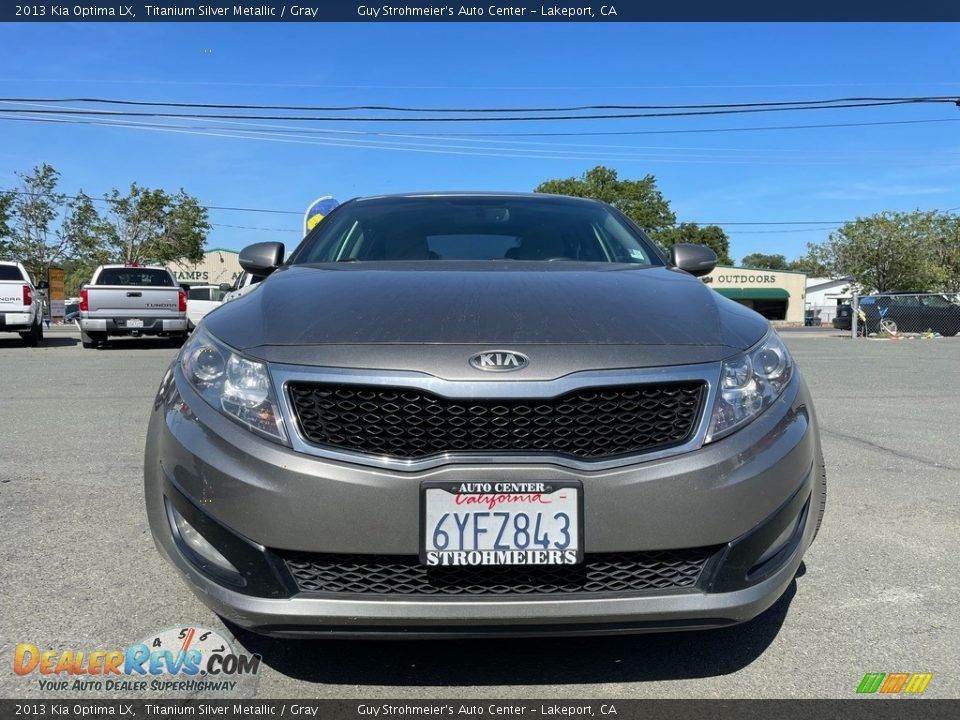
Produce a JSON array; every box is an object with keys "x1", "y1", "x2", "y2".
[{"x1": 701, "y1": 267, "x2": 807, "y2": 323}]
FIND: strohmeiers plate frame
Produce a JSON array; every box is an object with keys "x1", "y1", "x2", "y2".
[{"x1": 419, "y1": 479, "x2": 584, "y2": 567}]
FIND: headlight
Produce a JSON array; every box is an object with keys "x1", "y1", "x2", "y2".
[
  {"x1": 706, "y1": 330, "x2": 794, "y2": 443},
  {"x1": 180, "y1": 328, "x2": 287, "y2": 442}
]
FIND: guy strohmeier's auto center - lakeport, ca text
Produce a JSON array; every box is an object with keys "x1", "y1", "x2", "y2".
[{"x1": 122, "y1": 5, "x2": 618, "y2": 19}]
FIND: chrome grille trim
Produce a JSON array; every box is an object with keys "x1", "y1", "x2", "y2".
[{"x1": 269, "y1": 362, "x2": 721, "y2": 472}]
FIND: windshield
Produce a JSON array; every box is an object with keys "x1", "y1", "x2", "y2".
[{"x1": 288, "y1": 196, "x2": 665, "y2": 266}]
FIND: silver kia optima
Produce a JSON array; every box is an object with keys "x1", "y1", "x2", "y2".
[{"x1": 144, "y1": 192, "x2": 825, "y2": 637}]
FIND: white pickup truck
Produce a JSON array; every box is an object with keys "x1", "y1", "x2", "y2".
[
  {"x1": 79, "y1": 264, "x2": 188, "y2": 349},
  {"x1": 221, "y1": 270, "x2": 262, "y2": 304},
  {"x1": 0, "y1": 261, "x2": 44, "y2": 346},
  {"x1": 186, "y1": 283, "x2": 230, "y2": 329}
]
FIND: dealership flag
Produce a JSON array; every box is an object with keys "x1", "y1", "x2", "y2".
[{"x1": 304, "y1": 196, "x2": 340, "y2": 235}]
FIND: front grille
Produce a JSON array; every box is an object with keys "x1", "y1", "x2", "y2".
[
  {"x1": 287, "y1": 381, "x2": 705, "y2": 460},
  {"x1": 281, "y1": 549, "x2": 717, "y2": 596}
]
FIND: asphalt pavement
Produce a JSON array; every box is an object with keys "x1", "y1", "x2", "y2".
[{"x1": 1, "y1": 328, "x2": 957, "y2": 699}]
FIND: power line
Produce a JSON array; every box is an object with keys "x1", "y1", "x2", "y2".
[
  {"x1": 4, "y1": 95, "x2": 958, "y2": 113},
  {"x1": 4, "y1": 189, "x2": 301, "y2": 216},
  {"x1": 4, "y1": 112, "x2": 958, "y2": 167},
  {"x1": 4, "y1": 107, "x2": 958, "y2": 140},
  {"x1": 369, "y1": 118, "x2": 960, "y2": 138},
  {"x1": 7, "y1": 189, "x2": 958, "y2": 229},
  {"x1": 0, "y1": 98, "x2": 957, "y2": 122}
]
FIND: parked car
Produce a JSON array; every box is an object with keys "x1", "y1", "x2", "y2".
[
  {"x1": 186, "y1": 284, "x2": 230, "y2": 330},
  {"x1": 79, "y1": 264, "x2": 187, "y2": 348},
  {"x1": 0, "y1": 260, "x2": 44, "y2": 346},
  {"x1": 832, "y1": 304, "x2": 853, "y2": 331},
  {"x1": 146, "y1": 192, "x2": 825, "y2": 638},
  {"x1": 858, "y1": 293, "x2": 960, "y2": 336},
  {"x1": 221, "y1": 271, "x2": 261, "y2": 304}
]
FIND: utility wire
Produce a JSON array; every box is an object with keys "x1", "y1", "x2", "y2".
[
  {"x1": 0, "y1": 98, "x2": 957, "y2": 122},
  {"x1": 3, "y1": 108, "x2": 958, "y2": 138},
  {"x1": 3, "y1": 95, "x2": 958, "y2": 112},
  {"x1": 6, "y1": 190, "x2": 956, "y2": 228},
  {"x1": 3, "y1": 112, "x2": 957, "y2": 167},
  {"x1": 2, "y1": 113, "x2": 957, "y2": 155}
]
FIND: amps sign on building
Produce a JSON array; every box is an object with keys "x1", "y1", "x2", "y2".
[
  {"x1": 167, "y1": 249, "x2": 242, "y2": 288},
  {"x1": 702, "y1": 266, "x2": 807, "y2": 323}
]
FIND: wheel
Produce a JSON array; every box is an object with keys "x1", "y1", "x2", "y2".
[
  {"x1": 879, "y1": 318, "x2": 898, "y2": 335},
  {"x1": 19, "y1": 319, "x2": 42, "y2": 347},
  {"x1": 810, "y1": 450, "x2": 827, "y2": 544},
  {"x1": 80, "y1": 329, "x2": 103, "y2": 349}
]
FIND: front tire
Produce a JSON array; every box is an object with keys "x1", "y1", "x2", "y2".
[{"x1": 811, "y1": 450, "x2": 827, "y2": 544}]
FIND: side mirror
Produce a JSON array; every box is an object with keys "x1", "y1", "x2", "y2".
[
  {"x1": 37, "y1": 280, "x2": 49, "y2": 290},
  {"x1": 671, "y1": 243, "x2": 717, "y2": 277},
  {"x1": 239, "y1": 242, "x2": 285, "y2": 277},
  {"x1": 218, "y1": 283, "x2": 233, "y2": 292}
]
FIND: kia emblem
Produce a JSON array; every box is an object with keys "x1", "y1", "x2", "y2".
[{"x1": 469, "y1": 351, "x2": 529, "y2": 372}]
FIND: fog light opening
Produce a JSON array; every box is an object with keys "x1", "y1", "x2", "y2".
[
  {"x1": 748, "y1": 508, "x2": 805, "y2": 578},
  {"x1": 165, "y1": 500, "x2": 245, "y2": 587}
]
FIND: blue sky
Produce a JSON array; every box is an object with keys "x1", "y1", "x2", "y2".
[{"x1": 1, "y1": 22, "x2": 958, "y2": 263}]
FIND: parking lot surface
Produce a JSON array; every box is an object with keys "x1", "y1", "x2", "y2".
[{"x1": 1, "y1": 329, "x2": 957, "y2": 698}]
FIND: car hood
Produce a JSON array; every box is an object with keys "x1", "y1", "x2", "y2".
[{"x1": 204, "y1": 262, "x2": 769, "y2": 373}]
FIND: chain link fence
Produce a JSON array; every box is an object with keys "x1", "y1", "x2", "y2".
[{"x1": 844, "y1": 292, "x2": 960, "y2": 338}]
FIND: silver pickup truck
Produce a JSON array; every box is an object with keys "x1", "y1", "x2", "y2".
[{"x1": 79, "y1": 264, "x2": 188, "y2": 349}]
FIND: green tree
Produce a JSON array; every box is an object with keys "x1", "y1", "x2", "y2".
[
  {"x1": 0, "y1": 190, "x2": 14, "y2": 257},
  {"x1": 741, "y1": 252, "x2": 789, "y2": 271},
  {"x1": 786, "y1": 249, "x2": 833, "y2": 277},
  {"x1": 535, "y1": 166, "x2": 676, "y2": 235},
  {"x1": 5, "y1": 163, "x2": 100, "y2": 281},
  {"x1": 809, "y1": 210, "x2": 941, "y2": 292},
  {"x1": 99, "y1": 184, "x2": 209, "y2": 265},
  {"x1": 928, "y1": 213, "x2": 960, "y2": 293},
  {"x1": 655, "y1": 223, "x2": 733, "y2": 265}
]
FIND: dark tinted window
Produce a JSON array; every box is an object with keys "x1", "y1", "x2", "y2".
[
  {"x1": 188, "y1": 288, "x2": 211, "y2": 301},
  {"x1": 0, "y1": 265, "x2": 25, "y2": 281},
  {"x1": 96, "y1": 268, "x2": 175, "y2": 286},
  {"x1": 921, "y1": 295, "x2": 955, "y2": 308},
  {"x1": 289, "y1": 196, "x2": 664, "y2": 266}
]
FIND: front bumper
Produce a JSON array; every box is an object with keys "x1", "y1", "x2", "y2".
[{"x1": 145, "y1": 363, "x2": 820, "y2": 638}]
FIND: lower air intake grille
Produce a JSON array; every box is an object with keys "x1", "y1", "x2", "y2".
[
  {"x1": 286, "y1": 381, "x2": 705, "y2": 460},
  {"x1": 281, "y1": 549, "x2": 718, "y2": 596}
]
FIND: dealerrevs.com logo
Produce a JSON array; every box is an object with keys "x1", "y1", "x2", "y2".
[
  {"x1": 14, "y1": 627, "x2": 260, "y2": 694},
  {"x1": 856, "y1": 672, "x2": 933, "y2": 695}
]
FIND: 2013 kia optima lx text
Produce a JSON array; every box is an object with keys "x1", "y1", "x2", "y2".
[{"x1": 144, "y1": 193, "x2": 826, "y2": 638}]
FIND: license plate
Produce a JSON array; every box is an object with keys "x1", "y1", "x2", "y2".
[
  {"x1": 126, "y1": 319, "x2": 144, "y2": 328},
  {"x1": 420, "y1": 481, "x2": 582, "y2": 567}
]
